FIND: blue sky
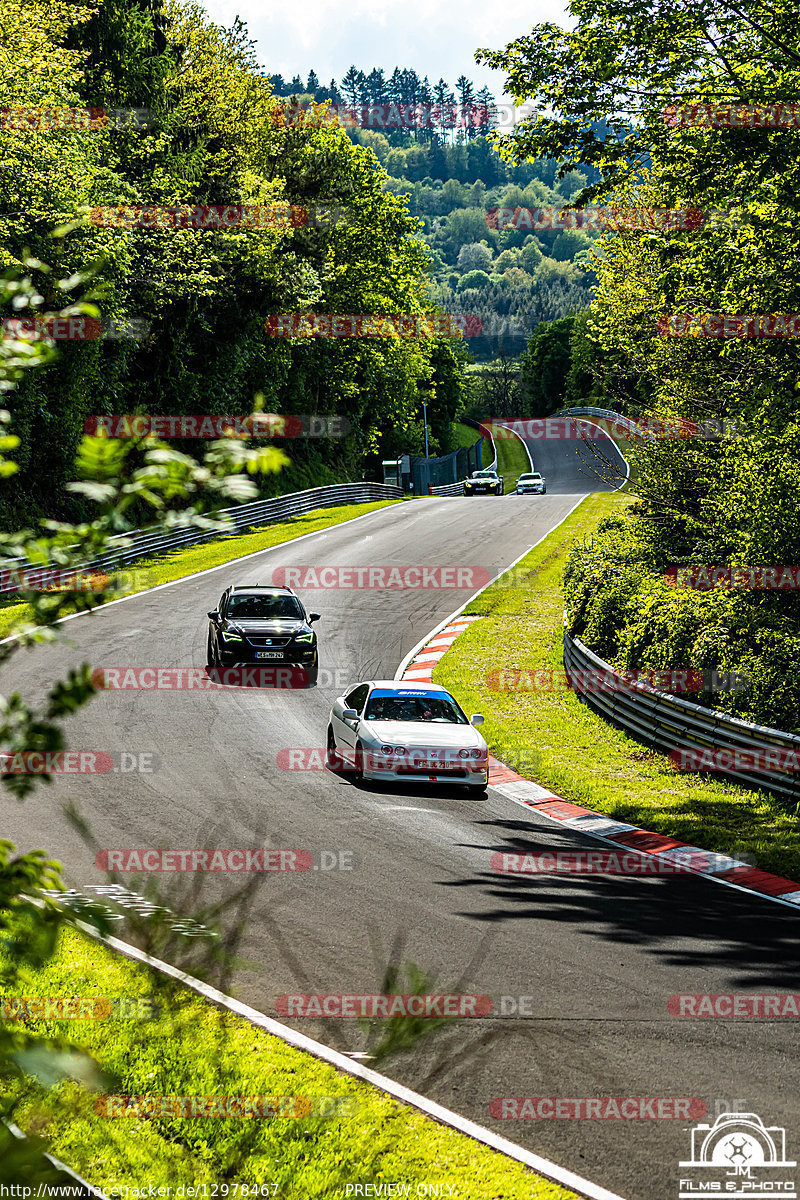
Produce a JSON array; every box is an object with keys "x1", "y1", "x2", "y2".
[{"x1": 202, "y1": 0, "x2": 568, "y2": 101}]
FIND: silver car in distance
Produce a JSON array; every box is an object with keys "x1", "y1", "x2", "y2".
[
  {"x1": 327, "y1": 680, "x2": 488, "y2": 793},
  {"x1": 515, "y1": 471, "x2": 546, "y2": 494}
]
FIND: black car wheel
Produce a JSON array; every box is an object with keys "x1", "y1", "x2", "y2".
[
  {"x1": 326, "y1": 726, "x2": 342, "y2": 770},
  {"x1": 353, "y1": 741, "x2": 364, "y2": 782},
  {"x1": 206, "y1": 630, "x2": 217, "y2": 668}
]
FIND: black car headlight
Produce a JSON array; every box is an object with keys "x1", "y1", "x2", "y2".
[{"x1": 293, "y1": 632, "x2": 315, "y2": 643}]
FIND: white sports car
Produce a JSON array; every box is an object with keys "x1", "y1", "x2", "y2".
[{"x1": 327, "y1": 680, "x2": 488, "y2": 793}]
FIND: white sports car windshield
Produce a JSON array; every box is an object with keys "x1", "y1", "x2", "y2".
[{"x1": 364, "y1": 690, "x2": 468, "y2": 724}]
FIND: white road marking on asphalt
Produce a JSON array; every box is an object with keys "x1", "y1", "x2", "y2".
[
  {"x1": 394, "y1": 495, "x2": 588, "y2": 680},
  {"x1": 1, "y1": 503, "x2": 403, "y2": 644},
  {"x1": 75, "y1": 918, "x2": 629, "y2": 1200}
]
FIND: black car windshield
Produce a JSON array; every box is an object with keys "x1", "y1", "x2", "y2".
[
  {"x1": 364, "y1": 689, "x2": 468, "y2": 723},
  {"x1": 227, "y1": 594, "x2": 304, "y2": 620},
  {"x1": 474, "y1": 472, "x2": 496, "y2": 477}
]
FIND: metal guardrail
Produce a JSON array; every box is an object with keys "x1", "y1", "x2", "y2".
[
  {"x1": 0, "y1": 483, "x2": 403, "y2": 595},
  {"x1": 563, "y1": 626, "x2": 800, "y2": 800},
  {"x1": 555, "y1": 406, "x2": 650, "y2": 438}
]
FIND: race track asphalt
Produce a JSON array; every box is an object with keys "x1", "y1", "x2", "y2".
[{"x1": 2, "y1": 431, "x2": 796, "y2": 1200}]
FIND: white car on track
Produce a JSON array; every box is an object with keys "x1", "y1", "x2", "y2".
[{"x1": 326, "y1": 680, "x2": 488, "y2": 793}]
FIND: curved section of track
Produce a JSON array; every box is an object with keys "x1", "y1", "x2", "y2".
[{"x1": 2, "y1": 438, "x2": 795, "y2": 1200}]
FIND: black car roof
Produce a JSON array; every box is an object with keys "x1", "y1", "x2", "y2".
[{"x1": 229, "y1": 585, "x2": 294, "y2": 594}]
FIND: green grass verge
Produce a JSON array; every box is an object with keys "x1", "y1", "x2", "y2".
[
  {"x1": 0, "y1": 500, "x2": 403, "y2": 642},
  {"x1": 433, "y1": 491, "x2": 800, "y2": 881},
  {"x1": 0, "y1": 927, "x2": 578, "y2": 1198},
  {"x1": 451, "y1": 423, "x2": 483, "y2": 460},
  {"x1": 489, "y1": 427, "x2": 530, "y2": 494}
]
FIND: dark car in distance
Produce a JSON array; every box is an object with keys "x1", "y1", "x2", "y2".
[
  {"x1": 207, "y1": 585, "x2": 320, "y2": 685},
  {"x1": 464, "y1": 469, "x2": 504, "y2": 496}
]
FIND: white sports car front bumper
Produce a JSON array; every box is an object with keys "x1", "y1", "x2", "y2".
[{"x1": 361, "y1": 751, "x2": 488, "y2": 786}]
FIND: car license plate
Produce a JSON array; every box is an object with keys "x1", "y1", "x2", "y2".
[
  {"x1": 255, "y1": 651, "x2": 283, "y2": 659},
  {"x1": 414, "y1": 759, "x2": 456, "y2": 770}
]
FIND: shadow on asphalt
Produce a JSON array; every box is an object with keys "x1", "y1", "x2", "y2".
[{"x1": 444, "y1": 815, "x2": 800, "y2": 988}]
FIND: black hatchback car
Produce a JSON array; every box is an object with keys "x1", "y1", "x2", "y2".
[{"x1": 207, "y1": 585, "x2": 320, "y2": 684}]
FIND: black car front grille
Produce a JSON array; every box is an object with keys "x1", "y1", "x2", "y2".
[{"x1": 245, "y1": 636, "x2": 293, "y2": 647}]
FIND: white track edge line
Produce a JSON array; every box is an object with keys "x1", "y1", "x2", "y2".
[
  {"x1": 392, "y1": 482, "x2": 800, "y2": 916},
  {"x1": 572, "y1": 419, "x2": 631, "y2": 491},
  {"x1": 394, "y1": 494, "x2": 588, "y2": 679},
  {"x1": 499, "y1": 423, "x2": 534, "y2": 472},
  {"x1": 0, "y1": 500, "x2": 404, "y2": 646},
  {"x1": 73, "y1": 917, "x2": 627, "y2": 1200}
]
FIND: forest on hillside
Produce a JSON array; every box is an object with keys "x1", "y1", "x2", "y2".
[
  {"x1": 268, "y1": 66, "x2": 602, "y2": 358},
  {"x1": 0, "y1": 14, "x2": 476, "y2": 530}
]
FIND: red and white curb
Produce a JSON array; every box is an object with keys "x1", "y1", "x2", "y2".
[
  {"x1": 401, "y1": 623, "x2": 800, "y2": 912},
  {"x1": 401, "y1": 616, "x2": 482, "y2": 681}
]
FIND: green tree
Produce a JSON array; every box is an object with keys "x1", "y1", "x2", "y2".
[{"x1": 519, "y1": 315, "x2": 575, "y2": 416}]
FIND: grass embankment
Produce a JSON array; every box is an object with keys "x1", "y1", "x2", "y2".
[
  {"x1": 0, "y1": 500, "x2": 404, "y2": 642},
  {"x1": 451, "y1": 422, "x2": 484, "y2": 459},
  {"x1": 434, "y1": 491, "x2": 800, "y2": 881},
  {"x1": 0, "y1": 928, "x2": 578, "y2": 1198}
]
